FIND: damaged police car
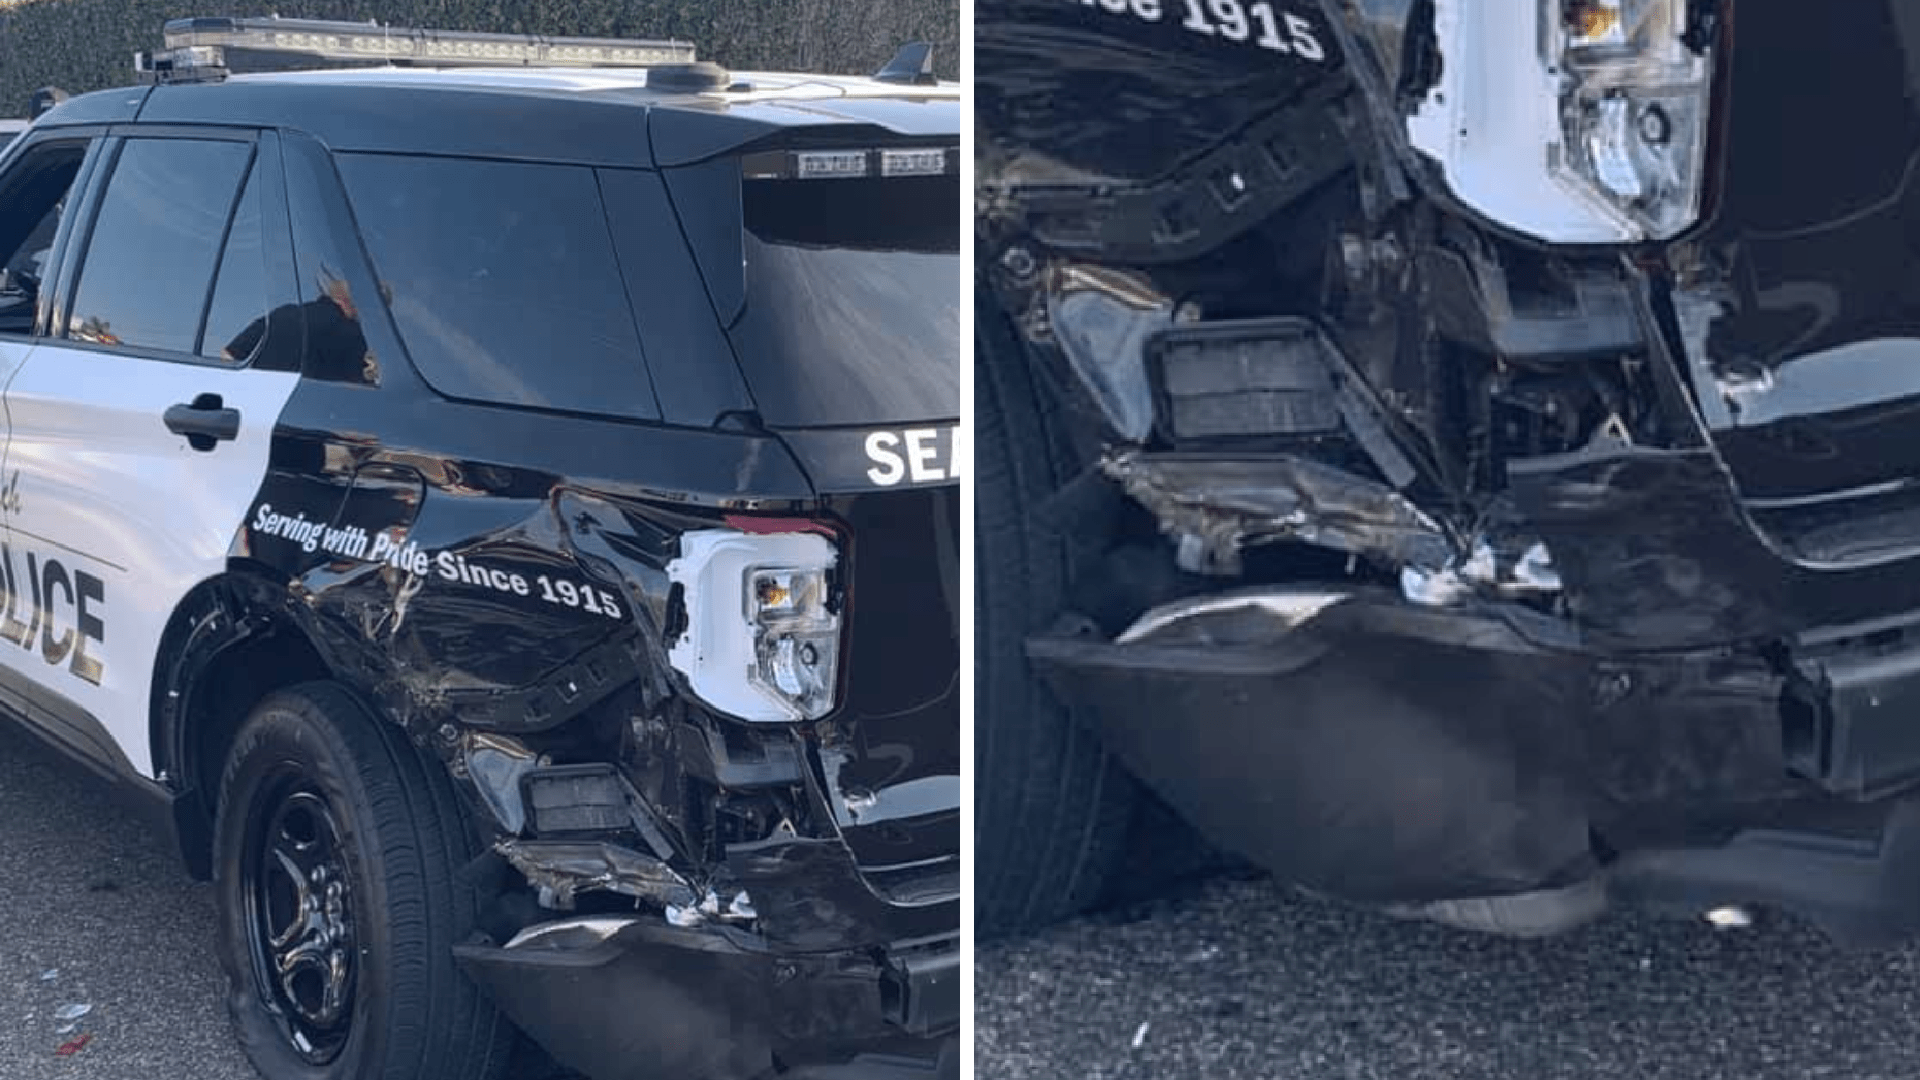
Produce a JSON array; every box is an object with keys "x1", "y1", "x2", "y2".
[
  {"x1": 977, "y1": 0, "x2": 1920, "y2": 945},
  {"x1": 0, "y1": 17, "x2": 957, "y2": 1080}
]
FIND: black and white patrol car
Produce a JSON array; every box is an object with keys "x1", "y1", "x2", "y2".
[{"x1": 0, "y1": 17, "x2": 957, "y2": 1080}]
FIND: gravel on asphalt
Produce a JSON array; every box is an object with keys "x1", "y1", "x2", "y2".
[
  {"x1": 0, "y1": 726, "x2": 257, "y2": 1079},
  {"x1": 978, "y1": 871, "x2": 1920, "y2": 1080}
]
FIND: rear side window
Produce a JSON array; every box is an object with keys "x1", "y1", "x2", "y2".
[
  {"x1": 67, "y1": 138, "x2": 252, "y2": 354},
  {"x1": 200, "y1": 163, "x2": 268, "y2": 362},
  {"x1": 726, "y1": 173, "x2": 959, "y2": 429},
  {"x1": 336, "y1": 154, "x2": 661, "y2": 420}
]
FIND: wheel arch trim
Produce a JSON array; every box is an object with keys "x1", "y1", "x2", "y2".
[{"x1": 149, "y1": 562, "x2": 334, "y2": 877}]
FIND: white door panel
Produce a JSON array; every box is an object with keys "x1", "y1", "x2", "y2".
[
  {"x1": 0, "y1": 337, "x2": 30, "y2": 545},
  {"x1": 3, "y1": 344, "x2": 298, "y2": 776},
  {"x1": 0, "y1": 340, "x2": 34, "y2": 425}
]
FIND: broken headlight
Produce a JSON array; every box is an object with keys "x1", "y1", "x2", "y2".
[
  {"x1": 1554, "y1": 0, "x2": 1710, "y2": 240},
  {"x1": 667, "y1": 530, "x2": 842, "y2": 722},
  {"x1": 747, "y1": 566, "x2": 840, "y2": 718},
  {"x1": 1405, "y1": 0, "x2": 1712, "y2": 243}
]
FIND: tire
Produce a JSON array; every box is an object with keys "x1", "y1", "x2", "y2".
[
  {"x1": 212, "y1": 681, "x2": 514, "y2": 1080},
  {"x1": 974, "y1": 294, "x2": 1138, "y2": 939}
]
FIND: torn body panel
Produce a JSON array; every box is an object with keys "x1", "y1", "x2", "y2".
[
  {"x1": 1103, "y1": 450, "x2": 1451, "y2": 575},
  {"x1": 497, "y1": 839, "x2": 698, "y2": 911}
]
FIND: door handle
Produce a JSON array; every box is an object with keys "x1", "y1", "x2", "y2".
[{"x1": 164, "y1": 393, "x2": 241, "y2": 451}]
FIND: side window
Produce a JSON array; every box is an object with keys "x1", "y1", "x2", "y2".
[
  {"x1": 335, "y1": 153, "x2": 661, "y2": 420},
  {"x1": 0, "y1": 140, "x2": 87, "y2": 337},
  {"x1": 200, "y1": 163, "x2": 269, "y2": 362},
  {"x1": 724, "y1": 172, "x2": 958, "y2": 428},
  {"x1": 282, "y1": 133, "x2": 382, "y2": 384},
  {"x1": 66, "y1": 138, "x2": 251, "y2": 354}
]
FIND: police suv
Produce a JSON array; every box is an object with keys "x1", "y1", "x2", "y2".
[{"x1": 0, "y1": 17, "x2": 958, "y2": 1080}]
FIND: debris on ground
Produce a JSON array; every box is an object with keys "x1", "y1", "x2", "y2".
[
  {"x1": 1705, "y1": 907, "x2": 1754, "y2": 931},
  {"x1": 53, "y1": 1003, "x2": 91, "y2": 1022},
  {"x1": 54, "y1": 1033, "x2": 91, "y2": 1056},
  {"x1": 1130, "y1": 1021, "x2": 1150, "y2": 1050}
]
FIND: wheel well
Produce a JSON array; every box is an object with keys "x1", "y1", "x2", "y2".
[{"x1": 161, "y1": 591, "x2": 331, "y2": 880}]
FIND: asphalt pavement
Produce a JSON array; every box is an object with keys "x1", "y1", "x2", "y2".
[
  {"x1": 0, "y1": 723, "x2": 571, "y2": 1080},
  {"x1": 0, "y1": 724, "x2": 257, "y2": 1079},
  {"x1": 977, "y1": 860, "x2": 1920, "y2": 1080}
]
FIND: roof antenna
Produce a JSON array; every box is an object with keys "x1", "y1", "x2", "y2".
[
  {"x1": 28, "y1": 86, "x2": 69, "y2": 119},
  {"x1": 873, "y1": 42, "x2": 936, "y2": 85}
]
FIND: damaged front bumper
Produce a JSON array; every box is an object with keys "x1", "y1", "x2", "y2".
[
  {"x1": 457, "y1": 854, "x2": 958, "y2": 1080},
  {"x1": 457, "y1": 918, "x2": 957, "y2": 1080},
  {"x1": 1031, "y1": 582, "x2": 1905, "y2": 913},
  {"x1": 1036, "y1": 542, "x2": 1920, "y2": 942},
  {"x1": 456, "y1": 721, "x2": 957, "y2": 1079},
  {"x1": 461, "y1": 769, "x2": 957, "y2": 1080}
]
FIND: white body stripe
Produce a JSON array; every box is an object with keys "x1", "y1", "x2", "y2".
[{"x1": 1, "y1": 344, "x2": 298, "y2": 776}]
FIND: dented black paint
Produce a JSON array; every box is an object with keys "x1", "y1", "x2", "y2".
[
  {"x1": 1676, "y1": 1, "x2": 1920, "y2": 502},
  {"x1": 976, "y1": 0, "x2": 1343, "y2": 190}
]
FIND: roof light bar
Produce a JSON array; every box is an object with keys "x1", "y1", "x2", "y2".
[
  {"x1": 741, "y1": 146, "x2": 960, "y2": 181},
  {"x1": 136, "y1": 16, "x2": 695, "y2": 80}
]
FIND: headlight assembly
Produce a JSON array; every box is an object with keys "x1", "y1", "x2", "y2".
[
  {"x1": 1405, "y1": 0, "x2": 1713, "y2": 244},
  {"x1": 746, "y1": 565, "x2": 840, "y2": 718},
  {"x1": 667, "y1": 530, "x2": 842, "y2": 722},
  {"x1": 1555, "y1": 0, "x2": 1710, "y2": 239}
]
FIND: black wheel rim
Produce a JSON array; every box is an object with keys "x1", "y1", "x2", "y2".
[{"x1": 240, "y1": 768, "x2": 357, "y2": 1065}]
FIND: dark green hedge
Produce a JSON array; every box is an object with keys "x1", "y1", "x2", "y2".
[{"x1": 0, "y1": 0, "x2": 957, "y2": 110}]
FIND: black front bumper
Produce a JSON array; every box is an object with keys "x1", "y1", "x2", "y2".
[
  {"x1": 455, "y1": 921, "x2": 958, "y2": 1080},
  {"x1": 1031, "y1": 589, "x2": 1815, "y2": 906}
]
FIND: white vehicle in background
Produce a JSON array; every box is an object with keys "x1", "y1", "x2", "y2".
[{"x1": 0, "y1": 120, "x2": 27, "y2": 156}]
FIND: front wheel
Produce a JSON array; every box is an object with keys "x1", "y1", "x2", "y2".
[
  {"x1": 974, "y1": 295, "x2": 1138, "y2": 939},
  {"x1": 213, "y1": 682, "x2": 514, "y2": 1080}
]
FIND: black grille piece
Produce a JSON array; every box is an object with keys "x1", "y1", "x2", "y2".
[{"x1": 1152, "y1": 323, "x2": 1340, "y2": 439}]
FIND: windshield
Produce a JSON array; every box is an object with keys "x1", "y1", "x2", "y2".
[{"x1": 726, "y1": 173, "x2": 958, "y2": 430}]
